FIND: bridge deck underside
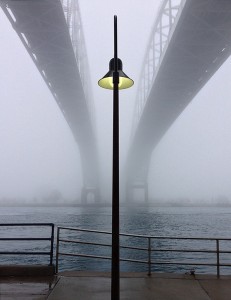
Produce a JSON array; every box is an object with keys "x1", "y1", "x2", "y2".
[
  {"x1": 1, "y1": 0, "x2": 98, "y2": 187},
  {"x1": 128, "y1": 0, "x2": 231, "y2": 183}
]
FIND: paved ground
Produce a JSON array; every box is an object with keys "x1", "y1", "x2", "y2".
[
  {"x1": 47, "y1": 272, "x2": 231, "y2": 300},
  {"x1": 0, "y1": 272, "x2": 230, "y2": 299},
  {"x1": 0, "y1": 276, "x2": 57, "y2": 300}
]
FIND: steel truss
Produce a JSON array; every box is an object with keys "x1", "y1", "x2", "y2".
[
  {"x1": 60, "y1": 0, "x2": 94, "y2": 125},
  {"x1": 1, "y1": 0, "x2": 94, "y2": 127},
  {"x1": 132, "y1": 0, "x2": 186, "y2": 136}
]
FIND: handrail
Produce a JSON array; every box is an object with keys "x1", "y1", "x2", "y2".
[
  {"x1": 0, "y1": 223, "x2": 54, "y2": 266},
  {"x1": 56, "y1": 226, "x2": 231, "y2": 277}
]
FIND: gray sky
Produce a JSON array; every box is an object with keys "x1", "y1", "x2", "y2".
[{"x1": 1, "y1": 0, "x2": 231, "y2": 203}]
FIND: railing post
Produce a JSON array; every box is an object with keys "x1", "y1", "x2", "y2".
[
  {"x1": 216, "y1": 239, "x2": 220, "y2": 278},
  {"x1": 56, "y1": 227, "x2": 60, "y2": 274},
  {"x1": 50, "y1": 224, "x2": 54, "y2": 266},
  {"x1": 148, "y1": 237, "x2": 151, "y2": 276}
]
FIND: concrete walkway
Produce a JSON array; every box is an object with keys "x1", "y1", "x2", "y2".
[
  {"x1": 47, "y1": 272, "x2": 231, "y2": 300},
  {"x1": 0, "y1": 272, "x2": 230, "y2": 299},
  {"x1": 0, "y1": 275, "x2": 57, "y2": 300}
]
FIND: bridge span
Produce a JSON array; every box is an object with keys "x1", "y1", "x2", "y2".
[
  {"x1": 0, "y1": 0, "x2": 99, "y2": 203},
  {"x1": 127, "y1": 0, "x2": 231, "y2": 202}
]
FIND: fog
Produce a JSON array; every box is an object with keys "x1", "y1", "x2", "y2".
[
  {"x1": 1, "y1": 0, "x2": 231, "y2": 205},
  {"x1": 149, "y1": 61, "x2": 231, "y2": 203}
]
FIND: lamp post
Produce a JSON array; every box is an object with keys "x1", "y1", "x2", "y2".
[{"x1": 98, "y1": 16, "x2": 134, "y2": 300}]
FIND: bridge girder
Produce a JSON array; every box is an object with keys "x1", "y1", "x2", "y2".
[
  {"x1": 127, "y1": 0, "x2": 231, "y2": 202},
  {"x1": 1, "y1": 0, "x2": 99, "y2": 203}
]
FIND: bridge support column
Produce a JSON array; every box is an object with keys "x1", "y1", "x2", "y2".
[
  {"x1": 126, "y1": 182, "x2": 148, "y2": 204},
  {"x1": 81, "y1": 187, "x2": 100, "y2": 205}
]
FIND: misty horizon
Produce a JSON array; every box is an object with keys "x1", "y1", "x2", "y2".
[{"x1": 1, "y1": 1, "x2": 231, "y2": 204}]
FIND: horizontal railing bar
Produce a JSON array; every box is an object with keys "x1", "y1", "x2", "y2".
[
  {"x1": 151, "y1": 249, "x2": 220, "y2": 253},
  {"x1": 62, "y1": 251, "x2": 231, "y2": 268},
  {"x1": 0, "y1": 238, "x2": 51, "y2": 241},
  {"x1": 59, "y1": 252, "x2": 111, "y2": 260},
  {"x1": 148, "y1": 236, "x2": 231, "y2": 241},
  {"x1": 129, "y1": 236, "x2": 231, "y2": 241},
  {"x1": 59, "y1": 251, "x2": 231, "y2": 267},
  {"x1": 59, "y1": 238, "x2": 111, "y2": 248},
  {"x1": 58, "y1": 243, "x2": 231, "y2": 255},
  {"x1": 150, "y1": 261, "x2": 221, "y2": 266},
  {"x1": 0, "y1": 251, "x2": 51, "y2": 255},
  {"x1": 59, "y1": 252, "x2": 148, "y2": 265},
  {"x1": 120, "y1": 258, "x2": 147, "y2": 264},
  {"x1": 58, "y1": 226, "x2": 231, "y2": 241},
  {"x1": 59, "y1": 239, "x2": 148, "y2": 252},
  {"x1": 60, "y1": 239, "x2": 150, "y2": 252},
  {"x1": 0, "y1": 223, "x2": 54, "y2": 227},
  {"x1": 150, "y1": 263, "x2": 231, "y2": 267},
  {"x1": 120, "y1": 245, "x2": 148, "y2": 251},
  {"x1": 153, "y1": 249, "x2": 231, "y2": 254},
  {"x1": 57, "y1": 251, "x2": 231, "y2": 267},
  {"x1": 58, "y1": 226, "x2": 111, "y2": 235},
  {"x1": 58, "y1": 241, "x2": 231, "y2": 255},
  {"x1": 58, "y1": 252, "x2": 231, "y2": 267}
]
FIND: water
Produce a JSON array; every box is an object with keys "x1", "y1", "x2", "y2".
[{"x1": 0, "y1": 205, "x2": 231, "y2": 275}]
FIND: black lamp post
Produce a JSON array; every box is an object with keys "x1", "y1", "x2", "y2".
[{"x1": 98, "y1": 15, "x2": 134, "y2": 300}]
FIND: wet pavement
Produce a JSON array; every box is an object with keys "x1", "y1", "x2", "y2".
[
  {"x1": 0, "y1": 276, "x2": 57, "y2": 300},
  {"x1": 47, "y1": 272, "x2": 231, "y2": 300},
  {"x1": 0, "y1": 272, "x2": 231, "y2": 299}
]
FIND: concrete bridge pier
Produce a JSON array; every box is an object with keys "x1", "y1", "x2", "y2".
[
  {"x1": 126, "y1": 182, "x2": 148, "y2": 204},
  {"x1": 81, "y1": 187, "x2": 100, "y2": 205}
]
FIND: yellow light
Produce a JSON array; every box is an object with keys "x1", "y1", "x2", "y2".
[
  {"x1": 98, "y1": 77, "x2": 114, "y2": 89},
  {"x1": 98, "y1": 75, "x2": 134, "y2": 90},
  {"x1": 98, "y1": 58, "x2": 134, "y2": 90}
]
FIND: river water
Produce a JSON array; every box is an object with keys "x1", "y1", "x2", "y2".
[{"x1": 0, "y1": 205, "x2": 230, "y2": 275}]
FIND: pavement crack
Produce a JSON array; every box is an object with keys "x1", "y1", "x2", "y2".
[{"x1": 197, "y1": 279, "x2": 211, "y2": 300}]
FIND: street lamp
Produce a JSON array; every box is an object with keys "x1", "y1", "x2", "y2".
[
  {"x1": 98, "y1": 15, "x2": 134, "y2": 300},
  {"x1": 98, "y1": 58, "x2": 134, "y2": 90}
]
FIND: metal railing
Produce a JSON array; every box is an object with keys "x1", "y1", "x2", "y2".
[
  {"x1": 56, "y1": 226, "x2": 231, "y2": 277},
  {"x1": 0, "y1": 223, "x2": 54, "y2": 266}
]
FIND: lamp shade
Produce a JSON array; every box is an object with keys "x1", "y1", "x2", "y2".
[{"x1": 98, "y1": 58, "x2": 134, "y2": 90}]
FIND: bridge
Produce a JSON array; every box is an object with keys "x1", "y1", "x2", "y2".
[
  {"x1": 126, "y1": 0, "x2": 231, "y2": 202},
  {"x1": 0, "y1": 0, "x2": 99, "y2": 203},
  {"x1": 1, "y1": 0, "x2": 231, "y2": 204}
]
